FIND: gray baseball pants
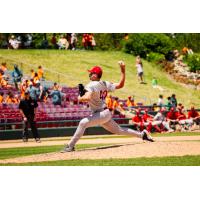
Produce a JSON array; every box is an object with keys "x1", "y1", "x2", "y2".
[{"x1": 68, "y1": 109, "x2": 143, "y2": 148}]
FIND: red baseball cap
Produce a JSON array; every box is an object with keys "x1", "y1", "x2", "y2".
[{"x1": 88, "y1": 66, "x2": 103, "y2": 77}]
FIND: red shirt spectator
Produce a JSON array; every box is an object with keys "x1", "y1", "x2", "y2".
[
  {"x1": 166, "y1": 108, "x2": 178, "y2": 120},
  {"x1": 188, "y1": 107, "x2": 199, "y2": 119}
]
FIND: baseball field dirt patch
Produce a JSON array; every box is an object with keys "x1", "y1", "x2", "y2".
[{"x1": 0, "y1": 135, "x2": 200, "y2": 164}]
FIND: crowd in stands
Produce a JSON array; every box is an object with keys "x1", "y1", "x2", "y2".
[{"x1": 1, "y1": 34, "x2": 96, "y2": 50}]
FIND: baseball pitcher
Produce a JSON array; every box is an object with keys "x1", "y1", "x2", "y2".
[{"x1": 61, "y1": 61, "x2": 154, "y2": 152}]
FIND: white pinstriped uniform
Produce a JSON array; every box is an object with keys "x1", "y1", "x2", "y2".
[{"x1": 68, "y1": 80, "x2": 143, "y2": 148}]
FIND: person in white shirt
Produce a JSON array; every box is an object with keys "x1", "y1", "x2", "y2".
[
  {"x1": 61, "y1": 61, "x2": 154, "y2": 152},
  {"x1": 135, "y1": 55, "x2": 144, "y2": 83}
]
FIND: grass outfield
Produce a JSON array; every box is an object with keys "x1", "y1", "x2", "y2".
[
  {"x1": 0, "y1": 144, "x2": 111, "y2": 160},
  {"x1": 0, "y1": 50, "x2": 199, "y2": 107},
  {"x1": 1, "y1": 155, "x2": 200, "y2": 166}
]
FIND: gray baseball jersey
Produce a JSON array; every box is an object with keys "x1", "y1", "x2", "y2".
[{"x1": 85, "y1": 80, "x2": 115, "y2": 112}]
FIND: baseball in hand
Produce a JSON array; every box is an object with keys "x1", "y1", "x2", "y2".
[{"x1": 118, "y1": 60, "x2": 125, "y2": 66}]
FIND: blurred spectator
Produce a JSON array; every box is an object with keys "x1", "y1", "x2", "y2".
[
  {"x1": 177, "y1": 106, "x2": 193, "y2": 131},
  {"x1": 66, "y1": 33, "x2": 72, "y2": 49},
  {"x1": 124, "y1": 34, "x2": 129, "y2": 40},
  {"x1": 182, "y1": 47, "x2": 189, "y2": 55},
  {"x1": 112, "y1": 97, "x2": 119, "y2": 114},
  {"x1": 153, "y1": 108, "x2": 174, "y2": 133},
  {"x1": 71, "y1": 33, "x2": 78, "y2": 50},
  {"x1": 166, "y1": 107, "x2": 178, "y2": 130},
  {"x1": 50, "y1": 87, "x2": 62, "y2": 106},
  {"x1": 135, "y1": 55, "x2": 144, "y2": 84},
  {"x1": 26, "y1": 83, "x2": 37, "y2": 101},
  {"x1": 41, "y1": 34, "x2": 48, "y2": 49},
  {"x1": 187, "y1": 48, "x2": 194, "y2": 55},
  {"x1": 24, "y1": 34, "x2": 33, "y2": 48},
  {"x1": 12, "y1": 64, "x2": 23, "y2": 89},
  {"x1": 8, "y1": 35, "x2": 20, "y2": 49},
  {"x1": 30, "y1": 69, "x2": 35, "y2": 79},
  {"x1": 5, "y1": 92, "x2": 18, "y2": 104},
  {"x1": 126, "y1": 96, "x2": 135, "y2": 107},
  {"x1": 0, "y1": 62, "x2": 7, "y2": 73},
  {"x1": 51, "y1": 33, "x2": 58, "y2": 49},
  {"x1": 0, "y1": 71, "x2": 7, "y2": 88},
  {"x1": 33, "y1": 72, "x2": 40, "y2": 85},
  {"x1": 35, "y1": 81, "x2": 44, "y2": 101},
  {"x1": 37, "y1": 66, "x2": 44, "y2": 80},
  {"x1": 52, "y1": 82, "x2": 61, "y2": 91},
  {"x1": 57, "y1": 35, "x2": 69, "y2": 49},
  {"x1": 142, "y1": 109, "x2": 161, "y2": 133},
  {"x1": 188, "y1": 106, "x2": 200, "y2": 127},
  {"x1": 171, "y1": 94, "x2": 177, "y2": 107},
  {"x1": 165, "y1": 96, "x2": 172, "y2": 110},
  {"x1": 157, "y1": 94, "x2": 164, "y2": 107},
  {"x1": 0, "y1": 92, "x2": 4, "y2": 103},
  {"x1": 82, "y1": 34, "x2": 88, "y2": 49},
  {"x1": 152, "y1": 77, "x2": 164, "y2": 91},
  {"x1": 105, "y1": 93, "x2": 113, "y2": 111},
  {"x1": 20, "y1": 80, "x2": 29, "y2": 99}
]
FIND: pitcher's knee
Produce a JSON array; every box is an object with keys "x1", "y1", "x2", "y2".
[{"x1": 79, "y1": 118, "x2": 89, "y2": 128}]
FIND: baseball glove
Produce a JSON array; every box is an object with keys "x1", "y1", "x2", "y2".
[{"x1": 78, "y1": 84, "x2": 87, "y2": 97}]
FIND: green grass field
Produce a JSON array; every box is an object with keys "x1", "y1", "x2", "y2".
[
  {"x1": 0, "y1": 50, "x2": 199, "y2": 107},
  {"x1": 1, "y1": 155, "x2": 200, "y2": 166}
]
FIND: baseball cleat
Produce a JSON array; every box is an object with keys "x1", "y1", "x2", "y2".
[
  {"x1": 60, "y1": 144, "x2": 75, "y2": 153},
  {"x1": 142, "y1": 130, "x2": 155, "y2": 142},
  {"x1": 35, "y1": 138, "x2": 41, "y2": 143}
]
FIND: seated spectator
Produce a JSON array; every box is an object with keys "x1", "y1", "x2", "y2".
[
  {"x1": 0, "y1": 92, "x2": 4, "y2": 103},
  {"x1": 5, "y1": 92, "x2": 18, "y2": 104},
  {"x1": 0, "y1": 71, "x2": 11, "y2": 88},
  {"x1": 20, "y1": 79, "x2": 29, "y2": 99},
  {"x1": 132, "y1": 109, "x2": 152, "y2": 132},
  {"x1": 152, "y1": 103, "x2": 160, "y2": 112},
  {"x1": 105, "y1": 93, "x2": 113, "y2": 111},
  {"x1": 153, "y1": 108, "x2": 174, "y2": 133},
  {"x1": 12, "y1": 64, "x2": 23, "y2": 89},
  {"x1": 57, "y1": 35, "x2": 69, "y2": 50},
  {"x1": 52, "y1": 82, "x2": 61, "y2": 91},
  {"x1": 188, "y1": 106, "x2": 200, "y2": 128},
  {"x1": 50, "y1": 87, "x2": 62, "y2": 106},
  {"x1": 37, "y1": 66, "x2": 44, "y2": 80},
  {"x1": 177, "y1": 106, "x2": 193, "y2": 131},
  {"x1": 112, "y1": 97, "x2": 120, "y2": 114},
  {"x1": 166, "y1": 107, "x2": 179, "y2": 130},
  {"x1": 126, "y1": 96, "x2": 135, "y2": 107},
  {"x1": 142, "y1": 109, "x2": 161, "y2": 133},
  {"x1": 33, "y1": 73, "x2": 40, "y2": 85}
]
